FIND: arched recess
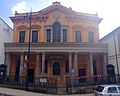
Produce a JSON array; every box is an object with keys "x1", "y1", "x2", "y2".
[
  {"x1": 53, "y1": 62, "x2": 60, "y2": 75},
  {"x1": 14, "y1": 26, "x2": 28, "y2": 42},
  {"x1": 53, "y1": 22, "x2": 61, "y2": 42},
  {"x1": 72, "y1": 25, "x2": 85, "y2": 42},
  {"x1": 86, "y1": 26, "x2": 98, "y2": 43},
  {"x1": 106, "y1": 64, "x2": 115, "y2": 75},
  {"x1": 31, "y1": 25, "x2": 41, "y2": 29}
]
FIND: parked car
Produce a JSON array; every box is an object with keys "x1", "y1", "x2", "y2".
[{"x1": 93, "y1": 85, "x2": 120, "y2": 96}]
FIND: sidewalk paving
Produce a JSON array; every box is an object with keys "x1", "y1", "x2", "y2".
[{"x1": 0, "y1": 87, "x2": 93, "y2": 96}]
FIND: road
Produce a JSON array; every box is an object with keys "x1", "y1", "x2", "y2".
[{"x1": 0, "y1": 87, "x2": 93, "y2": 96}]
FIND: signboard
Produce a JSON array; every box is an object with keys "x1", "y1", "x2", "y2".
[{"x1": 40, "y1": 78, "x2": 47, "y2": 83}]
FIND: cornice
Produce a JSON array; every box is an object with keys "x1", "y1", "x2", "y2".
[{"x1": 4, "y1": 42, "x2": 108, "y2": 53}]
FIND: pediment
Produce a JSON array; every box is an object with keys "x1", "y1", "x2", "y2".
[
  {"x1": 10, "y1": 2, "x2": 102, "y2": 24},
  {"x1": 36, "y1": 2, "x2": 75, "y2": 16}
]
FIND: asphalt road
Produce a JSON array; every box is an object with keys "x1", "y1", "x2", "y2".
[
  {"x1": 0, "y1": 87, "x2": 93, "y2": 96},
  {"x1": 0, "y1": 93, "x2": 14, "y2": 96}
]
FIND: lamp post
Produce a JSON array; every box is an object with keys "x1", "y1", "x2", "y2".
[
  {"x1": 24, "y1": 9, "x2": 32, "y2": 91},
  {"x1": 113, "y1": 32, "x2": 119, "y2": 78}
]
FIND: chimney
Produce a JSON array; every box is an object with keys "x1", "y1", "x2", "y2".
[
  {"x1": 53, "y1": 1, "x2": 60, "y2": 5},
  {"x1": 69, "y1": 7, "x2": 72, "y2": 10},
  {"x1": 15, "y1": 11, "x2": 18, "y2": 15}
]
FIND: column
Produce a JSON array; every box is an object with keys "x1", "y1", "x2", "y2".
[
  {"x1": 103, "y1": 53, "x2": 107, "y2": 74},
  {"x1": 51, "y1": 28, "x2": 53, "y2": 42},
  {"x1": 73, "y1": 52, "x2": 78, "y2": 76},
  {"x1": 41, "y1": 52, "x2": 45, "y2": 76},
  {"x1": 36, "y1": 53, "x2": 40, "y2": 83},
  {"x1": 89, "y1": 53, "x2": 93, "y2": 76},
  {"x1": 5, "y1": 53, "x2": 11, "y2": 76},
  {"x1": 20, "y1": 53, "x2": 24, "y2": 76},
  {"x1": 61, "y1": 28, "x2": 63, "y2": 42},
  {"x1": 36, "y1": 53, "x2": 40, "y2": 77},
  {"x1": 69, "y1": 52, "x2": 72, "y2": 75}
]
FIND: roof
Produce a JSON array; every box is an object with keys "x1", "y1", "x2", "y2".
[
  {"x1": 0, "y1": 18, "x2": 13, "y2": 31},
  {"x1": 100, "y1": 26, "x2": 120, "y2": 41},
  {"x1": 98, "y1": 84, "x2": 120, "y2": 87},
  {"x1": 10, "y1": 2, "x2": 102, "y2": 23}
]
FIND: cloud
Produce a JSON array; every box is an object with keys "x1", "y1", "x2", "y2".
[{"x1": 11, "y1": 1, "x2": 28, "y2": 15}]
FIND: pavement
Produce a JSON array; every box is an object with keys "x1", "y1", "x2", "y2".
[{"x1": 0, "y1": 87, "x2": 93, "y2": 96}]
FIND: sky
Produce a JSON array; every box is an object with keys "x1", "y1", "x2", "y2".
[{"x1": 0, "y1": 0, "x2": 120, "y2": 38}]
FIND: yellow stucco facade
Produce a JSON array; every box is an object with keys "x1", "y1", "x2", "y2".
[{"x1": 5, "y1": 2, "x2": 107, "y2": 84}]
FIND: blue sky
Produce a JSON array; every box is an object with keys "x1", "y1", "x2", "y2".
[{"x1": 1, "y1": 0, "x2": 120, "y2": 38}]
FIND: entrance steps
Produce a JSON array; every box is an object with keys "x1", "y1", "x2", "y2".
[
  {"x1": 56, "y1": 85, "x2": 94, "y2": 94},
  {"x1": 57, "y1": 85, "x2": 67, "y2": 94}
]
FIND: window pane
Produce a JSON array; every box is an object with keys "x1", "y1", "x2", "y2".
[
  {"x1": 117, "y1": 87, "x2": 120, "y2": 92},
  {"x1": 63, "y1": 29, "x2": 67, "y2": 42},
  {"x1": 53, "y1": 22, "x2": 61, "y2": 42},
  {"x1": 46, "y1": 29, "x2": 51, "y2": 42},
  {"x1": 32, "y1": 30, "x2": 38, "y2": 42},
  {"x1": 19, "y1": 31, "x2": 25, "y2": 43},
  {"x1": 76, "y1": 31, "x2": 81, "y2": 43},
  {"x1": 95, "y1": 86, "x2": 104, "y2": 92},
  {"x1": 89, "y1": 32, "x2": 94, "y2": 44},
  {"x1": 108, "y1": 87, "x2": 118, "y2": 93}
]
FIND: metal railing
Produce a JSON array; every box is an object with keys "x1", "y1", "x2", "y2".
[
  {"x1": 66, "y1": 74, "x2": 120, "y2": 94},
  {"x1": 0, "y1": 76, "x2": 57, "y2": 94},
  {"x1": 0, "y1": 74, "x2": 119, "y2": 94}
]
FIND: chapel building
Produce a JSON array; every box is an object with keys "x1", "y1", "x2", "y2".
[{"x1": 5, "y1": 2, "x2": 108, "y2": 84}]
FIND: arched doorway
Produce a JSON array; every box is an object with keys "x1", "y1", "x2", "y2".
[
  {"x1": 106, "y1": 64, "x2": 115, "y2": 75},
  {"x1": 53, "y1": 62, "x2": 60, "y2": 75},
  {"x1": 106, "y1": 64, "x2": 116, "y2": 83}
]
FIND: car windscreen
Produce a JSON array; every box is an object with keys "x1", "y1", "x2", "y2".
[
  {"x1": 117, "y1": 87, "x2": 120, "y2": 92},
  {"x1": 95, "y1": 86, "x2": 104, "y2": 92}
]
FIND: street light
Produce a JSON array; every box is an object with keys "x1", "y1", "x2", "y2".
[
  {"x1": 113, "y1": 32, "x2": 119, "y2": 78},
  {"x1": 24, "y1": 9, "x2": 32, "y2": 91}
]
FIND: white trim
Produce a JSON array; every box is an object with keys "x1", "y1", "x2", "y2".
[{"x1": 44, "y1": 26, "x2": 52, "y2": 42}]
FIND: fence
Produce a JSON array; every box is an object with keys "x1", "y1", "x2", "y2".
[
  {"x1": 66, "y1": 74, "x2": 120, "y2": 94},
  {"x1": 0, "y1": 76, "x2": 57, "y2": 94},
  {"x1": 0, "y1": 74, "x2": 119, "y2": 94}
]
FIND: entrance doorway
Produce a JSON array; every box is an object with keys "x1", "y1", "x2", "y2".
[
  {"x1": 78, "y1": 68, "x2": 86, "y2": 83},
  {"x1": 15, "y1": 60, "x2": 20, "y2": 82},
  {"x1": 106, "y1": 64, "x2": 116, "y2": 83},
  {"x1": 28, "y1": 68, "x2": 34, "y2": 83},
  {"x1": 53, "y1": 62, "x2": 60, "y2": 75}
]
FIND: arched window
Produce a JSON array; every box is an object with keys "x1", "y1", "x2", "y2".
[
  {"x1": 53, "y1": 22, "x2": 61, "y2": 42},
  {"x1": 53, "y1": 62, "x2": 60, "y2": 75}
]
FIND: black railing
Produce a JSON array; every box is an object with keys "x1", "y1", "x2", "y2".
[
  {"x1": 66, "y1": 74, "x2": 120, "y2": 94},
  {"x1": 0, "y1": 75, "x2": 119, "y2": 94},
  {"x1": 0, "y1": 76, "x2": 57, "y2": 94}
]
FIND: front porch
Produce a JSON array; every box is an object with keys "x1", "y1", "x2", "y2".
[{"x1": 4, "y1": 42, "x2": 108, "y2": 85}]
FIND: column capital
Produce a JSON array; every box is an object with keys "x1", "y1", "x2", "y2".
[
  {"x1": 89, "y1": 52, "x2": 94, "y2": 54},
  {"x1": 41, "y1": 52, "x2": 46, "y2": 55},
  {"x1": 68, "y1": 52, "x2": 73, "y2": 55},
  {"x1": 74, "y1": 52, "x2": 78, "y2": 55}
]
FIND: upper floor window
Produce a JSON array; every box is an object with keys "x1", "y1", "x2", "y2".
[
  {"x1": 76, "y1": 31, "x2": 81, "y2": 43},
  {"x1": 19, "y1": 31, "x2": 25, "y2": 43},
  {"x1": 63, "y1": 29, "x2": 67, "y2": 42},
  {"x1": 46, "y1": 29, "x2": 51, "y2": 42},
  {"x1": 32, "y1": 30, "x2": 38, "y2": 42},
  {"x1": 89, "y1": 32, "x2": 94, "y2": 44},
  {"x1": 53, "y1": 22, "x2": 61, "y2": 42}
]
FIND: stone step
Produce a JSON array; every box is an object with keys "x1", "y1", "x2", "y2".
[{"x1": 57, "y1": 87, "x2": 67, "y2": 94}]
